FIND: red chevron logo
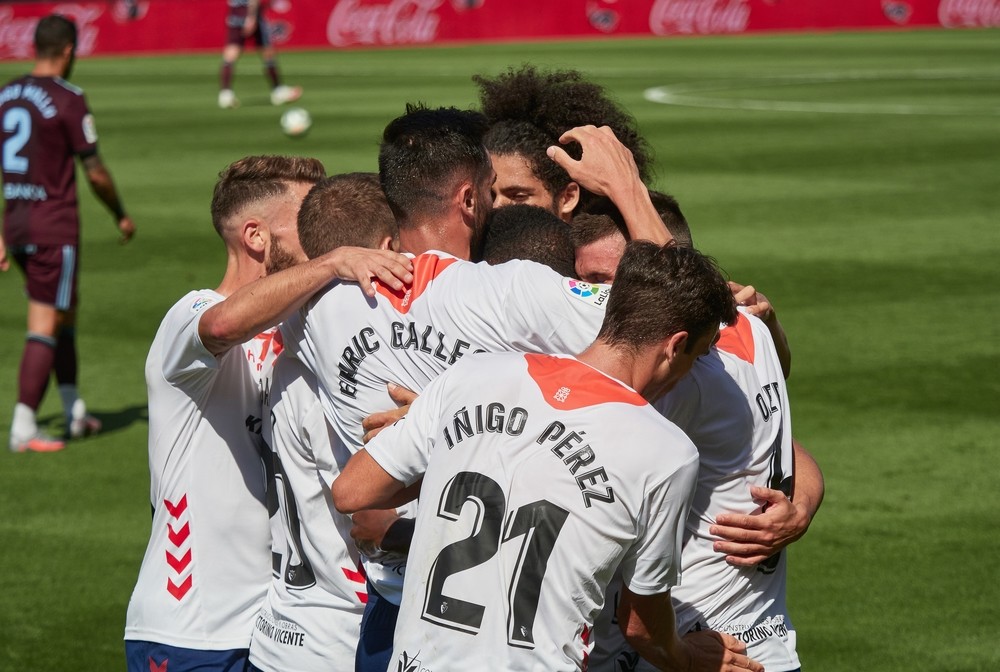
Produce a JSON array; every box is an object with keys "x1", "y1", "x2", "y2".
[
  {"x1": 149, "y1": 657, "x2": 168, "y2": 672},
  {"x1": 166, "y1": 549, "x2": 192, "y2": 573},
  {"x1": 167, "y1": 575, "x2": 192, "y2": 600},
  {"x1": 163, "y1": 495, "x2": 188, "y2": 518},
  {"x1": 342, "y1": 566, "x2": 365, "y2": 584},
  {"x1": 167, "y1": 522, "x2": 190, "y2": 547}
]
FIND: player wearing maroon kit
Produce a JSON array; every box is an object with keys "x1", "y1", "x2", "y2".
[
  {"x1": 1, "y1": 14, "x2": 135, "y2": 453},
  {"x1": 219, "y1": 0, "x2": 302, "y2": 109}
]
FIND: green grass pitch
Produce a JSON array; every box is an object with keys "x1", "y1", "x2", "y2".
[{"x1": 1, "y1": 28, "x2": 998, "y2": 671}]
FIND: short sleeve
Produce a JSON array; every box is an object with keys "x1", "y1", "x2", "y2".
[
  {"x1": 497, "y1": 259, "x2": 609, "y2": 355},
  {"x1": 160, "y1": 294, "x2": 221, "y2": 383},
  {"x1": 619, "y1": 451, "x2": 699, "y2": 595},
  {"x1": 364, "y1": 365, "x2": 452, "y2": 486},
  {"x1": 65, "y1": 92, "x2": 97, "y2": 157}
]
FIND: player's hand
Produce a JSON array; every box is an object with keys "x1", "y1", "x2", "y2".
[
  {"x1": 362, "y1": 383, "x2": 418, "y2": 444},
  {"x1": 729, "y1": 281, "x2": 775, "y2": 323},
  {"x1": 118, "y1": 216, "x2": 136, "y2": 244},
  {"x1": 350, "y1": 508, "x2": 400, "y2": 560},
  {"x1": 681, "y1": 630, "x2": 764, "y2": 671},
  {"x1": 0, "y1": 235, "x2": 9, "y2": 271},
  {"x1": 242, "y1": 15, "x2": 258, "y2": 37},
  {"x1": 711, "y1": 486, "x2": 810, "y2": 567},
  {"x1": 546, "y1": 125, "x2": 642, "y2": 200},
  {"x1": 327, "y1": 247, "x2": 413, "y2": 298}
]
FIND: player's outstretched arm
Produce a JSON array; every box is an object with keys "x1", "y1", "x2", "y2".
[
  {"x1": 711, "y1": 439, "x2": 824, "y2": 567},
  {"x1": 729, "y1": 281, "x2": 791, "y2": 378},
  {"x1": 332, "y1": 449, "x2": 405, "y2": 514},
  {"x1": 547, "y1": 125, "x2": 671, "y2": 245},
  {"x1": 199, "y1": 247, "x2": 413, "y2": 356},
  {"x1": 0, "y1": 232, "x2": 9, "y2": 271},
  {"x1": 618, "y1": 587, "x2": 763, "y2": 672},
  {"x1": 82, "y1": 154, "x2": 134, "y2": 243}
]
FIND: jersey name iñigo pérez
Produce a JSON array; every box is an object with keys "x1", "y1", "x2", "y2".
[{"x1": 440, "y1": 403, "x2": 617, "y2": 510}]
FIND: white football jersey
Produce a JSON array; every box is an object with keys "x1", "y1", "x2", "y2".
[
  {"x1": 281, "y1": 252, "x2": 610, "y2": 603},
  {"x1": 125, "y1": 291, "x2": 279, "y2": 650},
  {"x1": 248, "y1": 354, "x2": 365, "y2": 671},
  {"x1": 591, "y1": 311, "x2": 800, "y2": 672},
  {"x1": 365, "y1": 352, "x2": 700, "y2": 672}
]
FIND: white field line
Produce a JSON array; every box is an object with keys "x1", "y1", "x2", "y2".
[{"x1": 643, "y1": 70, "x2": 1000, "y2": 116}]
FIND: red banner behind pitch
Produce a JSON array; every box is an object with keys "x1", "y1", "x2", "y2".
[{"x1": 1, "y1": 0, "x2": 997, "y2": 60}]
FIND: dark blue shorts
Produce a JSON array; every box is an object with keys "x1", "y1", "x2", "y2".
[
  {"x1": 355, "y1": 581, "x2": 399, "y2": 672},
  {"x1": 125, "y1": 640, "x2": 249, "y2": 672}
]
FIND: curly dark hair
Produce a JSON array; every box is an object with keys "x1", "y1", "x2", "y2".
[{"x1": 473, "y1": 65, "x2": 653, "y2": 183}]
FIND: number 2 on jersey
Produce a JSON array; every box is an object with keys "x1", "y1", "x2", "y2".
[
  {"x1": 2, "y1": 107, "x2": 31, "y2": 174},
  {"x1": 422, "y1": 471, "x2": 569, "y2": 649}
]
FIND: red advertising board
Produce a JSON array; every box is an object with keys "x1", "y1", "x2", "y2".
[{"x1": 1, "y1": 0, "x2": 996, "y2": 60}]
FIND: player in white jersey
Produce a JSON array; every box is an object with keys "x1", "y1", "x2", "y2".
[
  {"x1": 248, "y1": 173, "x2": 401, "y2": 672},
  {"x1": 334, "y1": 243, "x2": 762, "y2": 672},
  {"x1": 125, "y1": 156, "x2": 413, "y2": 672},
  {"x1": 560, "y1": 209, "x2": 822, "y2": 672},
  {"x1": 663, "y1": 310, "x2": 801, "y2": 670}
]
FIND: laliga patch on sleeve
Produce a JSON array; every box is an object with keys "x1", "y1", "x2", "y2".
[
  {"x1": 563, "y1": 278, "x2": 612, "y2": 308},
  {"x1": 82, "y1": 114, "x2": 98, "y2": 144},
  {"x1": 190, "y1": 296, "x2": 216, "y2": 313}
]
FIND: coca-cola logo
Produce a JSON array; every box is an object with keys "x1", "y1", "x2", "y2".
[
  {"x1": 649, "y1": 0, "x2": 750, "y2": 35},
  {"x1": 0, "y1": 4, "x2": 103, "y2": 59},
  {"x1": 327, "y1": 0, "x2": 443, "y2": 47},
  {"x1": 0, "y1": 9, "x2": 38, "y2": 59},
  {"x1": 938, "y1": 0, "x2": 1000, "y2": 26}
]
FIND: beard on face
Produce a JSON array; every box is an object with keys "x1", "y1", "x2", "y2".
[{"x1": 266, "y1": 236, "x2": 300, "y2": 275}]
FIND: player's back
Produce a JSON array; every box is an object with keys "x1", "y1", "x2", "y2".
[
  {"x1": 250, "y1": 353, "x2": 364, "y2": 671},
  {"x1": 282, "y1": 251, "x2": 609, "y2": 455},
  {"x1": 380, "y1": 352, "x2": 699, "y2": 671},
  {"x1": 0, "y1": 75, "x2": 93, "y2": 246},
  {"x1": 660, "y1": 310, "x2": 798, "y2": 670}
]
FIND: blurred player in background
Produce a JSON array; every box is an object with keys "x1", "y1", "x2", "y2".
[
  {"x1": 1, "y1": 14, "x2": 135, "y2": 453},
  {"x1": 219, "y1": 0, "x2": 302, "y2": 109}
]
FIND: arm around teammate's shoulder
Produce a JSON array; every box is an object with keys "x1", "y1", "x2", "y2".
[{"x1": 199, "y1": 247, "x2": 413, "y2": 357}]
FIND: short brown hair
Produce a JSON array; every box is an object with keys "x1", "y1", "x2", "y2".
[
  {"x1": 297, "y1": 172, "x2": 398, "y2": 259},
  {"x1": 210, "y1": 155, "x2": 326, "y2": 236},
  {"x1": 598, "y1": 242, "x2": 737, "y2": 352},
  {"x1": 570, "y1": 212, "x2": 627, "y2": 249},
  {"x1": 578, "y1": 191, "x2": 693, "y2": 249}
]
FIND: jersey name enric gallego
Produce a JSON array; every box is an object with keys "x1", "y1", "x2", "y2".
[
  {"x1": 280, "y1": 251, "x2": 610, "y2": 604},
  {"x1": 248, "y1": 355, "x2": 365, "y2": 671},
  {"x1": 365, "y1": 352, "x2": 699, "y2": 672},
  {"x1": 125, "y1": 290, "x2": 280, "y2": 650},
  {"x1": 0, "y1": 75, "x2": 97, "y2": 246}
]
